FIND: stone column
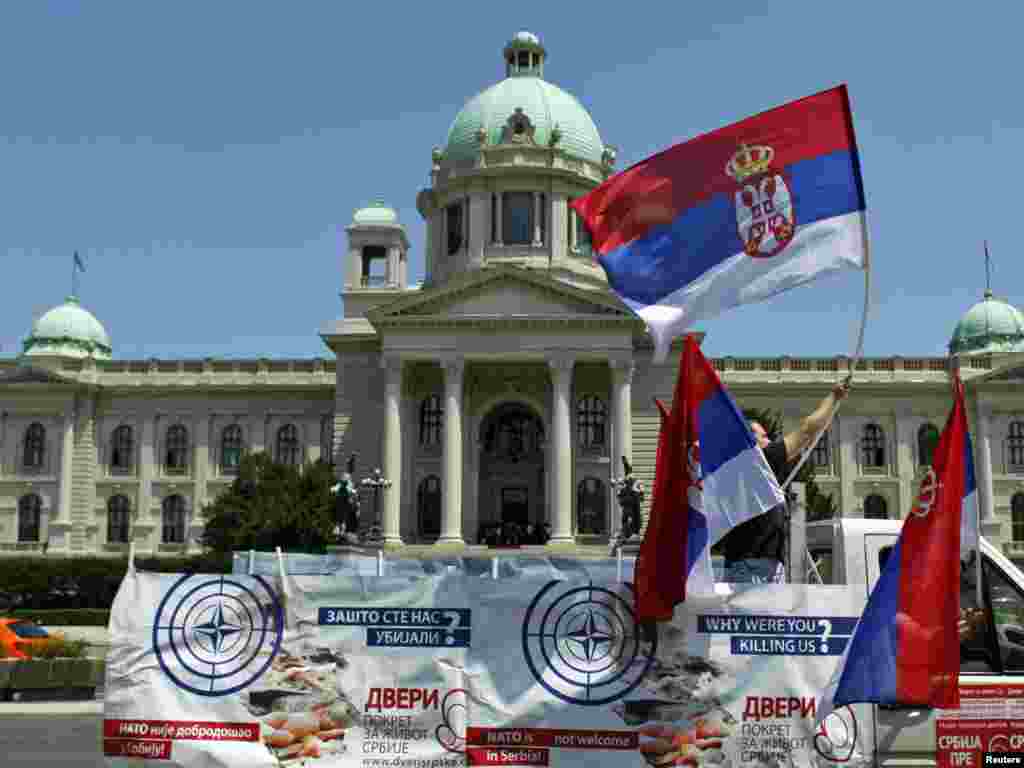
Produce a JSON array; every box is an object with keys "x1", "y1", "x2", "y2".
[
  {"x1": 251, "y1": 413, "x2": 266, "y2": 456},
  {"x1": 194, "y1": 414, "x2": 210, "y2": 519},
  {"x1": 610, "y1": 360, "x2": 634, "y2": 537},
  {"x1": 548, "y1": 356, "x2": 575, "y2": 544},
  {"x1": 387, "y1": 246, "x2": 400, "y2": 288},
  {"x1": 382, "y1": 356, "x2": 404, "y2": 545},
  {"x1": 58, "y1": 398, "x2": 76, "y2": 521},
  {"x1": 139, "y1": 416, "x2": 156, "y2": 527},
  {"x1": 346, "y1": 246, "x2": 362, "y2": 290},
  {"x1": 836, "y1": 416, "x2": 856, "y2": 517},
  {"x1": 468, "y1": 194, "x2": 487, "y2": 269},
  {"x1": 975, "y1": 397, "x2": 999, "y2": 538},
  {"x1": 550, "y1": 194, "x2": 569, "y2": 263},
  {"x1": 894, "y1": 411, "x2": 914, "y2": 519},
  {"x1": 440, "y1": 358, "x2": 465, "y2": 544}
]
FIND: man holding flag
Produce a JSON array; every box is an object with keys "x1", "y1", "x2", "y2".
[{"x1": 720, "y1": 380, "x2": 849, "y2": 584}]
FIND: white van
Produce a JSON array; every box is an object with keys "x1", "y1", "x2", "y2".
[{"x1": 806, "y1": 518, "x2": 1024, "y2": 765}]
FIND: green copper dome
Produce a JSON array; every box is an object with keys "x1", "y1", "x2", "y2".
[
  {"x1": 352, "y1": 201, "x2": 399, "y2": 226},
  {"x1": 444, "y1": 32, "x2": 605, "y2": 166},
  {"x1": 949, "y1": 291, "x2": 1024, "y2": 356},
  {"x1": 23, "y1": 296, "x2": 112, "y2": 360}
]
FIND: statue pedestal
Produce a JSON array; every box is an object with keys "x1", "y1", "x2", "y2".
[{"x1": 609, "y1": 534, "x2": 643, "y2": 556}]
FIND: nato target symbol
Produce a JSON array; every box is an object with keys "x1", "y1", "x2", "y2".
[
  {"x1": 152, "y1": 573, "x2": 284, "y2": 697},
  {"x1": 521, "y1": 580, "x2": 656, "y2": 706}
]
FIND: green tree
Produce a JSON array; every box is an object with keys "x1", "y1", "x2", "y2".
[
  {"x1": 741, "y1": 406, "x2": 839, "y2": 522},
  {"x1": 201, "y1": 452, "x2": 338, "y2": 554}
]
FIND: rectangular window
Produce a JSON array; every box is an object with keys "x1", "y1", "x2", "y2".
[
  {"x1": 361, "y1": 245, "x2": 387, "y2": 287},
  {"x1": 575, "y1": 209, "x2": 592, "y2": 253},
  {"x1": 491, "y1": 194, "x2": 498, "y2": 242},
  {"x1": 447, "y1": 203, "x2": 463, "y2": 255},
  {"x1": 538, "y1": 193, "x2": 546, "y2": 244},
  {"x1": 502, "y1": 192, "x2": 533, "y2": 245}
]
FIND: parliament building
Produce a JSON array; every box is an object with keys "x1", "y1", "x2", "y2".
[{"x1": 2, "y1": 32, "x2": 1024, "y2": 560}]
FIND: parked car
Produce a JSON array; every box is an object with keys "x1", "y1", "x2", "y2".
[
  {"x1": 0, "y1": 617, "x2": 51, "y2": 659},
  {"x1": 0, "y1": 592, "x2": 25, "y2": 612}
]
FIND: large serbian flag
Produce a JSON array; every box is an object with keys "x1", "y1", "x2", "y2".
[
  {"x1": 572, "y1": 85, "x2": 868, "y2": 361},
  {"x1": 635, "y1": 336, "x2": 785, "y2": 620},
  {"x1": 817, "y1": 378, "x2": 969, "y2": 721}
]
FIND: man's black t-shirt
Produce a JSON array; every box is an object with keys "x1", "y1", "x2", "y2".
[{"x1": 720, "y1": 438, "x2": 790, "y2": 565}]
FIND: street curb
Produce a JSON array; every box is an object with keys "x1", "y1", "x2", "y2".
[{"x1": 0, "y1": 700, "x2": 102, "y2": 717}]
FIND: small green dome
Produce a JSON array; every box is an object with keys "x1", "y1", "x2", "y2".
[
  {"x1": 352, "y1": 201, "x2": 399, "y2": 226},
  {"x1": 444, "y1": 33, "x2": 604, "y2": 166},
  {"x1": 23, "y1": 296, "x2": 112, "y2": 360},
  {"x1": 949, "y1": 291, "x2": 1024, "y2": 356}
]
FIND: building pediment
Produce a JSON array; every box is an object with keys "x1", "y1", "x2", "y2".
[{"x1": 366, "y1": 265, "x2": 632, "y2": 326}]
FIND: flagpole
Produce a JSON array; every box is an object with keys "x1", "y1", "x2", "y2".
[
  {"x1": 781, "y1": 233, "x2": 872, "y2": 492},
  {"x1": 71, "y1": 253, "x2": 77, "y2": 298}
]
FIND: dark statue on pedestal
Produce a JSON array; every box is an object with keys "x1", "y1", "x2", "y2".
[
  {"x1": 333, "y1": 453, "x2": 361, "y2": 544},
  {"x1": 611, "y1": 456, "x2": 645, "y2": 552}
]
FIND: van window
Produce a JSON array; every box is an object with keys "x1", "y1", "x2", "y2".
[
  {"x1": 960, "y1": 556, "x2": 997, "y2": 673},
  {"x1": 808, "y1": 549, "x2": 834, "y2": 584},
  {"x1": 984, "y1": 560, "x2": 1024, "y2": 672}
]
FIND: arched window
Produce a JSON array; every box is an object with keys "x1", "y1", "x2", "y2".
[
  {"x1": 481, "y1": 404, "x2": 545, "y2": 461},
  {"x1": 107, "y1": 495, "x2": 131, "y2": 543},
  {"x1": 502, "y1": 191, "x2": 533, "y2": 245},
  {"x1": 811, "y1": 428, "x2": 832, "y2": 471},
  {"x1": 1009, "y1": 421, "x2": 1024, "y2": 470},
  {"x1": 576, "y1": 477, "x2": 607, "y2": 535},
  {"x1": 275, "y1": 424, "x2": 300, "y2": 466},
  {"x1": 419, "y1": 395, "x2": 443, "y2": 447},
  {"x1": 576, "y1": 395, "x2": 607, "y2": 452},
  {"x1": 162, "y1": 495, "x2": 187, "y2": 544},
  {"x1": 110, "y1": 425, "x2": 134, "y2": 474},
  {"x1": 165, "y1": 424, "x2": 189, "y2": 474},
  {"x1": 918, "y1": 423, "x2": 940, "y2": 467},
  {"x1": 861, "y1": 424, "x2": 886, "y2": 469},
  {"x1": 17, "y1": 494, "x2": 41, "y2": 542},
  {"x1": 220, "y1": 424, "x2": 243, "y2": 475},
  {"x1": 417, "y1": 475, "x2": 441, "y2": 538},
  {"x1": 320, "y1": 415, "x2": 334, "y2": 465},
  {"x1": 1012, "y1": 492, "x2": 1024, "y2": 543},
  {"x1": 864, "y1": 494, "x2": 888, "y2": 520},
  {"x1": 22, "y1": 422, "x2": 46, "y2": 470}
]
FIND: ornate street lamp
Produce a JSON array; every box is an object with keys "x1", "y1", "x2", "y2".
[{"x1": 360, "y1": 467, "x2": 391, "y2": 545}]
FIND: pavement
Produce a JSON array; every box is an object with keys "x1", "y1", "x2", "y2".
[{"x1": 0, "y1": 699, "x2": 103, "y2": 718}]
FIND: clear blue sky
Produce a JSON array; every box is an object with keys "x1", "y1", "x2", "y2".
[{"x1": 0, "y1": 2, "x2": 1017, "y2": 360}]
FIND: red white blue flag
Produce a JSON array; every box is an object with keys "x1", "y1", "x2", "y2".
[
  {"x1": 817, "y1": 379, "x2": 970, "y2": 719},
  {"x1": 572, "y1": 86, "x2": 867, "y2": 361},
  {"x1": 636, "y1": 336, "x2": 785, "y2": 620}
]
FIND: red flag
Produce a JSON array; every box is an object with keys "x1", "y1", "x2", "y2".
[{"x1": 635, "y1": 337, "x2": 698, "y2": 621}]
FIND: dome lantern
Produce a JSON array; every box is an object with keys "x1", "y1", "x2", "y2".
[{"x1": 503, "y1": 31, "x2": 545, "y2": 78}]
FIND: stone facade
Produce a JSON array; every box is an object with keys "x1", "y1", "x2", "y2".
[{"x1": 3, "y1": 350, "x2": 1024, "y2": 559}]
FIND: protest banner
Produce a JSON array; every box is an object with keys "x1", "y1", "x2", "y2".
[{"x1": 103, "y1": 560, "x2": 872, "y2": 767}]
